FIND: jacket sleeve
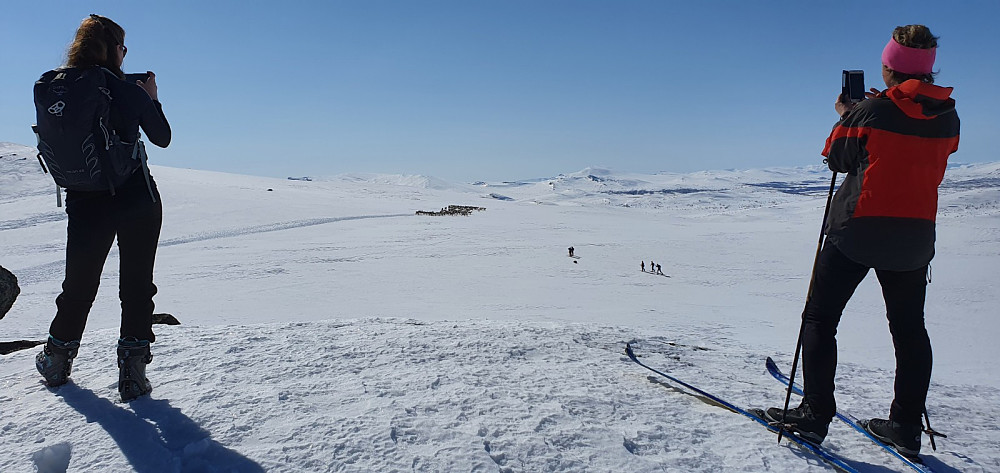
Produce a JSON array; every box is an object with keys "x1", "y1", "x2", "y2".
[
  {"x1": 140, "y1": 100, "x2": 171, "y2": 148},
  {"x1": 821, "y1": 102, "x2": 873, "y2": 174}
]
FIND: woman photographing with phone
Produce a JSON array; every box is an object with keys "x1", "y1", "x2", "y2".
[
  {"x1": 34, "y1": 14, "x2": 170, "y2": 402},
  {"x1": 765, "y1": 24, "x2": 960, "y2": 459}
]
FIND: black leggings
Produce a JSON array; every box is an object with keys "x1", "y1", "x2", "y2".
[
  {"x1": 49, "y1": 175, "x2": 162, "y2": 343},
  {"x1": 801, "y1": 243, "x2": 931, "y2": 426}
]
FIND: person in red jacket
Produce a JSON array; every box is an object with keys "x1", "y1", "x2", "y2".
[{"x1": 767, "y1": 25, "x2": 959, "y2": 459}]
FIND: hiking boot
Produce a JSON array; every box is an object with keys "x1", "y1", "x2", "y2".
[
  {"x1": 117, "y1": 337, "x2": 153, "y2": 402},
  {"x1": 35, "y1": 337, "x2": 80, "y2": 387},
  {"x1": 864, "y1": 418, "x2": 921, "y2": 458},
  {"x1": 764, "y1": 402, "x2": 829, "y2": 444}
]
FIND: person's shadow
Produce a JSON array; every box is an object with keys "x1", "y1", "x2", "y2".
[{"x1": 54, "y1": 384, "x2": 264, "y2": 472}]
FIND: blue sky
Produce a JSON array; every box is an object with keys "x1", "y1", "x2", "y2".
[{"x1": 2, "y1": 1, "x2": 997, "y2": 182}]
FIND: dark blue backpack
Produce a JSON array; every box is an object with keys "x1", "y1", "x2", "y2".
[{"x1": 33, "y1": 66, "x2": 150, "y2": 201}]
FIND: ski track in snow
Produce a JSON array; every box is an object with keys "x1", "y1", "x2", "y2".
[
  {"x1": 0, "y1": 212, "x2": 66, "y2": 231},
  {"x1": 156, "y1": 214, "x2": 415, "y2": 248},
  {"x1": 10, "y1": 214, "x2": 414, "y2": 286}
]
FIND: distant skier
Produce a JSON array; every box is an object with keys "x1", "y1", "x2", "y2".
[
  {"x1": 656, "y1": 264, "x2": 662, "y2": 275},
  {"x1": 641, "y1": 261, "x2": 645, "y2": 272},
  {"x1": 568, "y1": 247, "x2": 575, "y2": 257},
  {"x1": 765, "y1": 24, "x2": 959, "y2": 458}
]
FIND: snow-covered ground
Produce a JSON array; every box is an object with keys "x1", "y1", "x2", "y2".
[{"x1": 1, "y1": 141, "x2": 998, "y2": 472}]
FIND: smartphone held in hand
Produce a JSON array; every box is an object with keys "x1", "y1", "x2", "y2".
[
  {"x1": 124, "y1": 72, "x2": 150, "y2": 84},
  {"x1": 842, "y1": 70, "x2": 865, "y2": 103}
]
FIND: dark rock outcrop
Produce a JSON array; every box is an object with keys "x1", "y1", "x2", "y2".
[
  {"x1": 416, "y1": 205, "x2": 486, "y2": 216},
  {"x1": 0, "y1": 265, "x2": 19, "y2": 320},
  {"x1": 152, "y1": 313, "x2": 181, "y2": 325}
]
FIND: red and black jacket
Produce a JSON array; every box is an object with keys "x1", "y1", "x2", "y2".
[{"x1": 821, "y1": 79, "x2": 960, "y2": 271}]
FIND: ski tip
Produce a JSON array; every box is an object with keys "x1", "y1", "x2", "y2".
[
  {"x1": 766, "y1": 357, "x2": 783, "y2": 376},
  {"x1": 624, "y1": 343, "x2": 638, "y2": 360}
]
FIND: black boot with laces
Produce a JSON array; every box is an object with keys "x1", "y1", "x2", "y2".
[
  {"x1": 118, "y1": 337, "x2": 153, "y2": 402},
  {"x1": 764, "y1": 401, "x2": 830, "y2": 444},
  {"x1": 864, "y1": 418, "x2": 922, "y2": 458}
]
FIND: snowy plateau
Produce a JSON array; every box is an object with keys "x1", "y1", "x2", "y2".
[{"x1": 1, "y1": 141, "x2": 999, "y2": 472}]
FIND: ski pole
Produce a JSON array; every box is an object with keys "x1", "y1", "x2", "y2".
[
  {"x1": 923, "y1": 408, "x2": 946, "y2": 451},
  {"x1": 777, "y1": 170, "x2": 838, "y2": 444}
]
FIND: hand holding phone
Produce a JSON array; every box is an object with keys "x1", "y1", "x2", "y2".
[
  {"x1": 124, "y1": 72, "x2": 150, "y2": 84},
  {"x1": 835, "y1": 95, "x2": 856, "y2": 117},
  {"x1": 130, "y1": 71, "x2": 159, "y2": 101}
]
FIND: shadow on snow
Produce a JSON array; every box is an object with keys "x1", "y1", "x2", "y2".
[{"x1": 55, "y1": 384, "x2": 264, "y2": 473}]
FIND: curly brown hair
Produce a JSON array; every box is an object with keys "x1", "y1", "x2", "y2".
[
  {"x1": 886, "y1": 24, "x2": 938, "y2": 84},
  {"x1": 66, "y1": 14, "x2": 125, "y2": 79}
]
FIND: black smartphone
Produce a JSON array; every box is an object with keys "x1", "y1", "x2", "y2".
[
  {"x1": 124, "y1": 72, "x2": 150, "y2": 84},
  {"x1": 842, "y1": 70, "x2": 865, "y2": 103}
]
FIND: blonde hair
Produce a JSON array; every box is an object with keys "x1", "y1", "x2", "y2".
[
  {"x1": 66, "y1": 14, "x2": 125, "y2": 79},
  {"x1": 892, "y1": 25, "x2": 938, "y2": 50},
  {"x1": 887, "y1": 25, "x2": 939, "y2": 84}
]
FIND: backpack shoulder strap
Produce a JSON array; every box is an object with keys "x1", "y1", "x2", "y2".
[{"x1": 135, "y1": 140, "x2": 157, "y2": 203}]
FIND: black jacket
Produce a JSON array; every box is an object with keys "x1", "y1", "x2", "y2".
[{"x1": 106, "y1": 73, "x2": 171, "y2": 148}]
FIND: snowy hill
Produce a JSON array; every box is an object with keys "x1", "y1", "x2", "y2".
[{"x1": 2, "y1": 141, "x2": 999, "y2": 472}]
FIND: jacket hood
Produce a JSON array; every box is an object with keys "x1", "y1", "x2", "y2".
[{"x1": 886, "y1": 79, "x2": 956, "y2": 120}]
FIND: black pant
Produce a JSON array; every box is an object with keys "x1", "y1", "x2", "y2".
[
  {"x1": 802, "y1": 243, "x2": 931, "y2": 426},
  {"x1": 49, "y1": 175, "x2": 162, "y2": 343}
]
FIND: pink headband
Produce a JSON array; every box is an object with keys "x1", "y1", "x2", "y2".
[{"x1": 882, "y1": 37, "x2": 936, "y2": 75}]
